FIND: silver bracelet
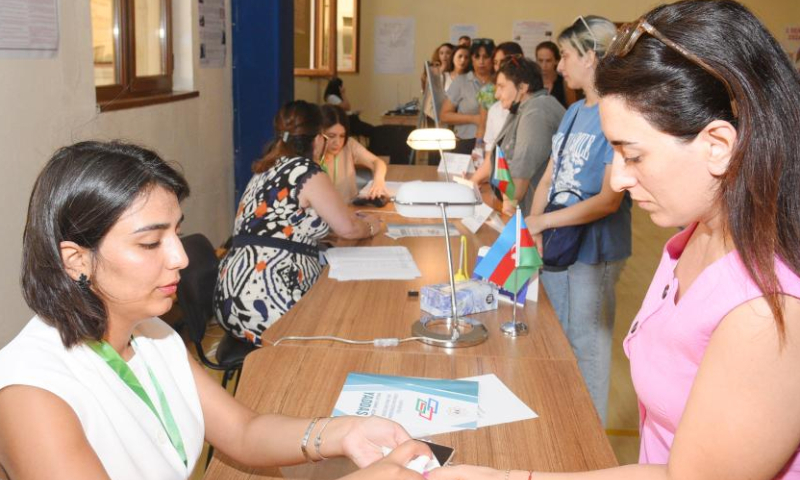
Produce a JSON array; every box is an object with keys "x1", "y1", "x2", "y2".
[
  {"x1": 300, "y1": 417, "x2": 321, "y2": 463},
  {"x1": 313, "y1": 417, "x2": 334, "y2": 460},
  {"x1": 367, "y1": 221, "x2": 375, "y2": 237}
]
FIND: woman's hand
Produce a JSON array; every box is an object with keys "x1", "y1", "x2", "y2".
[
  {"x1": 339, "y1": 440, "x2": 432, "y2": 480},
  {"x1": 525, "y1": 215, "x2": 545, "y2": 257},
  {"x1": 321, "y1": 416, "x2": 414, "y2": 467},
  {"x1": 355, "y1": 213, "x2": 383, "y2": 238},
  {"x1": 366, "y1": 179, "x2": 390, "y2": 199}
]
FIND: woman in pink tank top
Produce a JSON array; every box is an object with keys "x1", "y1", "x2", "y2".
[{"x1": 430, "y1": 1, "x2": 800, "y2": 479}]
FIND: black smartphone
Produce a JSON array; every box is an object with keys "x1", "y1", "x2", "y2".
[{"x1": 421, "y1": 440, "x2": 455, "y2": 466}]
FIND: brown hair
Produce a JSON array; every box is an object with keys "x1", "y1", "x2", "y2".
[
  {"x1": 596, "y1": 0, "x2": 800, "y2": 338},
  {"x1": 430, "y1": 43, "x2": 455, "y2": 71},
  {"x1": 253, "y1": 100, "x2": 322, "y2": 173},
  {"x1": 321, "y1": 104, "x2": 350, "y2": 139}
]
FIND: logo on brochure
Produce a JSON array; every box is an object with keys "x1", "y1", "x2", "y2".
[{"x1": 415, "y1": 397, "x2": 439, "y2": 420}]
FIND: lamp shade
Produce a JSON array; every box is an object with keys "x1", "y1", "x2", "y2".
[
  {"x1": 394, "y1": 181, "x2": 479, "y2": 218},
  {"x1": 406, "y1": 128, "x2": 456, "y2": 151}
]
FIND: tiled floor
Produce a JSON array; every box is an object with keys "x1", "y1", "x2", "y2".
[{"x1": 183, "y1": 204, "x2": 673, "y2": 477}]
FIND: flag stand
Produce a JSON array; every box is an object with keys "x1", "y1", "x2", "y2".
[{"x1": 501, "y1": 207, "x2": 530, "y2": 337}]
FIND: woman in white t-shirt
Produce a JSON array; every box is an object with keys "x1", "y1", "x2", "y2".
[
  {"x1": 324, "y1": 77, "x2": 351, "y2": 111},
  {"x1": 0, "y1": 141, "x2": 429, "y2": 480},
  {"x1": 321, "y1": 105, "x2": 389, "y2": 201}
]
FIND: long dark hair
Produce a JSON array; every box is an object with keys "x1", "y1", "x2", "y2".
[
  {"x1": 254, "y1": 100, "x2": 322, "y2": 173},
  {"x1": 596, "y1": 0, "x2": 800, "y2": 337},
  {"x1": 323, "y1": 77, "x2": 344, "y2": 99},
  {"x1": 321, "y1": 104, "x2": 350, "y2": 139},
  {"x1": 22, "y1": 141, "x2": 190, "y2": 348}
]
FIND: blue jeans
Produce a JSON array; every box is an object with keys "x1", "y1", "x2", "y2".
[{"x1": 541, "y1": 259, "x2": 626, "y2": 425}]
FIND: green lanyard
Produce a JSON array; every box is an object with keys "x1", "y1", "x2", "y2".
[
  {"x1": 88, "y1": 339, "x2": 188, "y2": 467},
  {"x1": 321, "y1": 154, "x2": 338, "y2": 183}
]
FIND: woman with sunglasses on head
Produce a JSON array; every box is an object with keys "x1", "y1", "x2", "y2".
[
  {"x1": 0, "y1": 140, "x2": 428, "y2": 479},
  {"x1": 527, "y1": 15, "x2": 631, "y2": 427},
  {"x1": 471, "y1": 55, "x2": 564, "y2": 216},
  {"x1": 430, "y1": 1, "x2": 800, "y2": 479},
  {"x1": 320, "y1": 104, "x2": 389, "y2": 202},
  {"x1": 214, "y1": 101, "x2": 382, "y2": 345},
  {"x1": 441, "y1": 39, "x2": 495, "y2": 154}
]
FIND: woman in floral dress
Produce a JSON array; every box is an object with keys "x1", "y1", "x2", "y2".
[{"x1": 214, "y1": 101, "x2": 383, "y2": 344}]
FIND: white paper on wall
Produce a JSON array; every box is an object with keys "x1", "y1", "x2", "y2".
[
  {"x1": 0, "y1": 0, "x2": 59, "y2": 59},
  {"x1": 511, "y1": 20, "x2": 554, "y2": 58},
  {"x1": 374, "y1": 16, "x2": 415, "y2": 74},
  {"x1": 199, "y1": 0, "x2": 226, "y2": 68},
  {"x1": 449, "y1": 24, "x2": 477, "y2": 45}
]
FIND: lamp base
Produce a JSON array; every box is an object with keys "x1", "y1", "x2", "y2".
[
  {"x1": 411, "y1": 316, "x2": 489, "y2": 348},
  {"x1": 500, "y1": 321, "x2": 529, "y2": 337}
]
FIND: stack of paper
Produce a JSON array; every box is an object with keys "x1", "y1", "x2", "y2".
[
  {"x1": 385, "y1": 223, "x2": 461, "y2": 239},
  {"x1": 331, "y1": 372, "x2": 537, "y2": 438},
  {"x1": 324, "y1": 246, "x2": 421, "y2": 280}
]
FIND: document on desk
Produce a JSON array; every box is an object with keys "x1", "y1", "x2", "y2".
[
  {"x1": 324, "y1": 246, "x2": 421, "y2": 280},
  {"x1": 358, "y1": 181, "x2": 405, "y2": 198},
  {"x1": 459, "y1": 374, "x2": 538, "y2": 428},
  {"x1": 332, "y1": 373, "x2": 480, "y2": 438},
  {"x1": 385, "y1": 222, "x2": 461, "y2": 239}
]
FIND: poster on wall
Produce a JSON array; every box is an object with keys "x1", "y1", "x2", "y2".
[
  {"x1": 511, "y1": 21, "x2": 553, "y2": 58},
  {"x1": 374, "y1": 16, "x2": 415, "y2": 74},
  {"x1": 783, "y1": 25, "x2": 800, "y2": 72},
  {"x1": 199, "y1": 0, "x2": 226, "y2": 68},
  {"x1": 0, "y1": 0, "x2": 59, "y2": 59},
  {"x1": 450, "y1": 24, "x2": 477, "y2": 45}
]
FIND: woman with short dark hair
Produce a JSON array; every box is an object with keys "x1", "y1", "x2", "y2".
[
  {"x1": 215, "y1": 101, "x2": 382, "y2": 344},
  {"x1": 0, "y1": 140, "x2": 426, "y2": 479},
  {"x1": 430, "y1": 1, "x2": 800, "y2": 478}
]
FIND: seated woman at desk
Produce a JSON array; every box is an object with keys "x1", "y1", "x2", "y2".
[
  {"x1": 215, "y1": 101, "x2": 383, "y2": 344},
  {"x1": 431, "y1": 1, "x2": 800, "y2": 479},
  {"x1": 0, "y1": 141, "x2": 427, "y2": 480},
  {"x1": 471, "y1": 55, "x2": 564, "y2": 216},
  {"x1": 320, "y1": 104, "x2": 389, "y2": 202},
  {"x1": 441, "y1": 39, "x2": 495, "y2": 154}
]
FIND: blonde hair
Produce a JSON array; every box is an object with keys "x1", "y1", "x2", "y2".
[{"x1": 558, "y1": 15, "x2": 617, "y2": 59}]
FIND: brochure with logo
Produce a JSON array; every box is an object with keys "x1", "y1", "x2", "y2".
[{"x1": 331, "y1": 373, "x2": 480, "y2": 438}]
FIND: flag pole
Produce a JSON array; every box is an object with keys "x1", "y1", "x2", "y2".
[{"x1": 501, "y1": 206, "x2": 529, "y2": 337}]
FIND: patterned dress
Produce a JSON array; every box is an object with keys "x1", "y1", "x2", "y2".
[{"x1": 214, "y1": 156, "x2": 330, "y2": 344}]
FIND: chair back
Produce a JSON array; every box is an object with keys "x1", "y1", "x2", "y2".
[{"x1": 176, "y1": 234, "x2": 219, "y2": 345}]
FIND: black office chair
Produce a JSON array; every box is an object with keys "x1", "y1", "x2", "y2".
[{"x1": 176, "y1": 234, "x2": 256, "y2": 393}]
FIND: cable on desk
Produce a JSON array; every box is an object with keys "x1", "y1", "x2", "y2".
[{"x1": 265, "y1": 335, "x2": 455, "y2": 347}]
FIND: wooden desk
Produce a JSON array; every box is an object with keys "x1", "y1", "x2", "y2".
[
  {"x1": 205, "y1": 165, "x2": 617, "y2": 479},
  {"x1": 205, "y1": 348, "x2": 616, "y2": 479}
]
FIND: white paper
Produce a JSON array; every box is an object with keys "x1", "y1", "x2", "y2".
[
  {"x1": 511, "y1": 20, "x2": 554, "y2": 58},
  {"x1": 449, "y1": 24, "x2": 477, "y2": 45},
  {"x1": 459, "y1": 374, "x2": 538, "y2": 428},
  {"x1": 325, "y1": 246, "x2": 421, "y2": 280},
  {"x1": 438, "y1": 153, "x2": 474, "y2": 177},
  {"x1": 385, "y1": 223, "x2": 460, "y2": 239},
  {"x1": 461, "y1": 203, "x2": 494, "y2": 234},
  {"x1": 358, "y1": 180, "x2": 405, "y2": 198},
  {"x1": 0, "y1": 0, "x2": 59, "y2": 58},
  {"x1": 374, "y1": 16, "x2": 415, "y2": 74},
  {"x1": 199, "y1": 0, "x2": 226, "y2": 67}
]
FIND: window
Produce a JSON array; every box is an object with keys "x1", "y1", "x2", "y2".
[
  {"x1": 91, "y1": 0, "x2": 194, "y2": 111},
  {"x1": 294, "y1": 0, "x2": 359, "y2": 76}
]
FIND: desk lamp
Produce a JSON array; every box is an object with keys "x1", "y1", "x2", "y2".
[{"x1": 395, "y1": 128, "x2": 489, "y2": 348}]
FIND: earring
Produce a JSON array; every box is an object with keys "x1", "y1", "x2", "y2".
[{"x1": 77, "y1": 273, "x2": 92, "y2": 291}]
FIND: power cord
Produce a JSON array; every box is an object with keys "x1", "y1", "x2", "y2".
[{"x1": 264, "y1": 335, "x2": 457, "y2": 347}]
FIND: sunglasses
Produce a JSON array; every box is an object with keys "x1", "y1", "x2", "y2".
[
  {"x1": 471, "y1": 38, "x2": 494, "y2": 46},
  {"x1": 576, "y1": 16, "x2": 598, "y2": 52},
  {"x1": 608, "y1": 17, "x2": 739, "y2": 118}
]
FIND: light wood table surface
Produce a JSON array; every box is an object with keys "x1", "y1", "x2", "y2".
[{"x1": 204, "y1": 165, "x2": 617, "y2": 479}]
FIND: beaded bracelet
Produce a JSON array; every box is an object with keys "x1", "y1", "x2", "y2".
[{"x1": 300, "y1": 417, "x2": 322, "y2": 462}]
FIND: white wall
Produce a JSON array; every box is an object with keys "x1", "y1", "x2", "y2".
[
  {"x1": 0, "y1": 1, "x2": 235, "y2": 347},
  {"x1": 296, "y1": 0, "x2": 800, "y2": 123}
]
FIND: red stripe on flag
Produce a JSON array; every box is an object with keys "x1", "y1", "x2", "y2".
[{"x1": 489, "y1": 246, "x2": 517, "y2": 286}]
